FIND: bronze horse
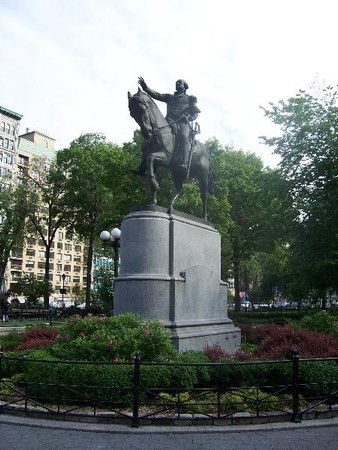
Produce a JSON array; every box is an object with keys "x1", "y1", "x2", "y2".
[{"x1": 128, "y1": 88, "x2": 210, "y2": 220}]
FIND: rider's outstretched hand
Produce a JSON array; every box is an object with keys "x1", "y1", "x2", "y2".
[{"x1": 138, "y1": 76, "x2": 147, "y2": 90}]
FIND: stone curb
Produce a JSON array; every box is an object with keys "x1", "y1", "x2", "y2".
[{"x1": 1, "y1": 413, "x2": 337, "y2": 435}]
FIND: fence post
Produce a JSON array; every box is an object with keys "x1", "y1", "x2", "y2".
[
  {"x1": 291, "y1": 349, "x2": 301, "y2": 423},
  {"x1": 132, "y1": 352, "x2": 141, "y2": 428},
  {"x1": 0, "y1": 348, "x2": 3, "y2": 381},
  {"x1": 0, "y1": 348, "x2": 2, "y2": 413}
]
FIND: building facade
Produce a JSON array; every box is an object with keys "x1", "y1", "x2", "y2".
[{"x1": 0, "y1": 106, "x2": 86, "y2": 304}]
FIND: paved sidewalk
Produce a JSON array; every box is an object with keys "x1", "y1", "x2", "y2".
[
  {"x1": 0, "y1": 412, "x2": 337, "y2": 434},
  {"x1": 1, "y1": 413, "x2": 337, "y2": 450}
]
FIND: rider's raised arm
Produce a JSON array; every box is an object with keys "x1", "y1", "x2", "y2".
[{"x1": 138, "y1": 77, "x2": 171, "y2": 103}]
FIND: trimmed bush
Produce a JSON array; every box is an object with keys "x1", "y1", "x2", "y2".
[
  {"x1": 300, "y1": 311, "x2": 338, "y2": 337},
  {"x1": 48, "y1": 313, "x2": 177, "y2": 362},
  {"x1": 299, "y1": 361, "x2": 338, "y2": 397},
  {"x1": 0, "y1": 331, "x2": 22, "y2": 351},
  {"x1": 177, "y1": 350, "x2": 211, "y2": 386}
]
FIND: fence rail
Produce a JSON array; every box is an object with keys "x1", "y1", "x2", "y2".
[{"x1": 0, "y1": 351, "x2": 337, "y2": 427}]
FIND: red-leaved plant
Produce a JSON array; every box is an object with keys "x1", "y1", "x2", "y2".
[{"x1": 15, "y1": 326, "x2": 60, "y2": 351}]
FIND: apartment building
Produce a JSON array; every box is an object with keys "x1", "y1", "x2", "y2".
[
  {"x1": 0, "y1": 106, "x2": 86, "y2": 304},
  {"x1": 0, "y1": 105, "x2": 22, "y2": 182}
]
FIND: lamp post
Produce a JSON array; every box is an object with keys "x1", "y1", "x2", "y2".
[
  {"x1": 60, "y1": 273, "x2": 66, "y2": 307},
  {"x1": 99, "y1": 227, "x2": 121, "y2": 313}
]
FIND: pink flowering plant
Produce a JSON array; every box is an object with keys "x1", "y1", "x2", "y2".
[{"x1": 48, "y1": 312, "x2": 177, "y2": 362}]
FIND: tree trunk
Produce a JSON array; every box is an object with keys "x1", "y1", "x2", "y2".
[
  {"x1": 233, "y1": 255, "x2": 241, "y2": 312},
  {"x1": 44, "y1": 244, "x2": 51, "y2": 308},
  {"x1": 85, "y1": 233, "x2": 94, "y2": 309}
]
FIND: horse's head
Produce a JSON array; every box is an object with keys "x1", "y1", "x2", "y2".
[{"x1": 128, "y1": 88, "x2": 159, "y2": 140}]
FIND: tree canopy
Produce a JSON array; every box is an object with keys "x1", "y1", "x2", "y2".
[{"x1": 261, "y1": 84, "x2": 338, "y2": 303}]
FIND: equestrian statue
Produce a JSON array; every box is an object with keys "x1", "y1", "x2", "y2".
[{"x1": 128, "y1": 77, "x2": 210, "y2": 220}]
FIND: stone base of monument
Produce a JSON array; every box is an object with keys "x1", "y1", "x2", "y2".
[{"x1": 114, "y1": 206, "x2": 241, "y2": 353}]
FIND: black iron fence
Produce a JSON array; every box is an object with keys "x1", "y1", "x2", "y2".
[{"x1": 0, "y1": 351, "x2": 337, "y2": 427}]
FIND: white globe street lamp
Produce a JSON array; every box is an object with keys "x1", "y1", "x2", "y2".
[{"x1": 99, "y1": 227, "x2": 121, "y2": 314}]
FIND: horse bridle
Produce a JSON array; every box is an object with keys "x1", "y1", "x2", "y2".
[{"x1": 131, "y1": 94, "x2": 171, "y2": 139}]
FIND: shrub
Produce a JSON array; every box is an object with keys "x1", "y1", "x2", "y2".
[
  {"x1": 210, "y1": 357, "x2": 244, "y2": 387},
  {"x1": 48, "y1": 313, "x2": 177, "y2": 362},
  {"x1": 14, "y1": 326, "x2": 60, "y2": 351},
  {"x1": 256, "y1": 325, "x2": 338, "y2": 359},
  {"x1": 0, "y1": 331, "x2": 23, "y2": 351},
  {"x1": 299, "y1": 361, "x2": 338, "y2": 397},
  {"x1": 177, "y1": 350, "x2": 211, "y2": 386},
  {"x1": 159, "y1": 391, "x2": 215, "y2": 415},
  {"x1": 220, "y1": 388, "x2": 280, "y2": 414},
  {"x1": 203, "y1": 343, "x2": 230, "y2": 362},
  {"x1": 238, "y1": 323, "x2": 265, "y2": 345},
  {"x1": 300, "y1": 311, "x2": 338, "y2": 337},
  {"x1": 21, "y1": 349, "x2": 135, "y2": 405}
]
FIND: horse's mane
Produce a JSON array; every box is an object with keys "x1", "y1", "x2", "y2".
[
  {"x1": 134, "y1": 90, "x2": 158, "y2": 110},
  {"x1": 130, "y1": 89, "x2": 167, "y2": 125}
]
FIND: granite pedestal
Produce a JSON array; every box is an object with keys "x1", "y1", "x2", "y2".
[{"x1": 114, "y1": 206, "x2": 241, "y2": 353}]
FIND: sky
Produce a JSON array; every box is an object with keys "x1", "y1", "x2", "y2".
[{"x1": 0, "y1": 0, "x2": 337, "y2": 168}]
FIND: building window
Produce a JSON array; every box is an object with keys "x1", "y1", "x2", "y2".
[
  {"x1": 65, "y1": 243, "x2": 72, "y2": 251},
  {"x1": 26, "y1": 249, "x2": 35, "y2": 257},
  {"x1": 75, "y1": 245, "x2": 82, "y2": 252},
  {"x1": 56, "y1": 253, "x2": 62, "y2": 260},
  {"x1": 38, "y1": 262, "x2": 45, "y2": 269},
  {"x1": 1, "y1": 152, "x2": 13, "y2": 164},
  {"x1": 58, "y1": 231, "x2": 63, "y2": 239},
  {"x1": 74, "y1": 255, "x2": 81, "y2": 262},
  {"x1": 64, "y1": 254, "x2": 71, "y2": 261},
  {"x1": 74, "y1": 266, "x2": 81, "y2": 273},
  {"x1": 64, "y1": 264, "x2": 71, "y2": 272},
  {"x1": 57, "y1": 242, "x2": 63, "y2": 249},
  {"x1": 25, "y1": 261, "x2": 35, "y2": 268},
  {"x1": 56, "y1": 263, "x2": 62, "y2": 271},
  {"x1": 18, "y1": 155, "x2": 29, "y2": 165},
  {"x1": 38, "y1": 250, "x2": 45, "y2": 258}
]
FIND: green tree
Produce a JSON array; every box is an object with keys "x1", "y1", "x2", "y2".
[
  {"x1": 261, "y1": 84, "x2": 338, "y2": 304},
  {"x1": 56, "y1": 133, "x2": 136, "y2": 308},
  {"x1": 11, "y1": 273, "x2": 52, "y2": 306},
  {"x1": 25, "y1": 157, "x2": 70, "y2": 308},
  {"x1": 210, "y1": 143, "x2": 265, "y2": 311},
  {"x1": 93, "y1": 268, "x2": 114, "y2": 314},
  {"x1": 207, "y1": 139, "x2": 294, "y2": 311},
  {"x1": 0, "y1": 182, "x2": 30, "y2": 290}
]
